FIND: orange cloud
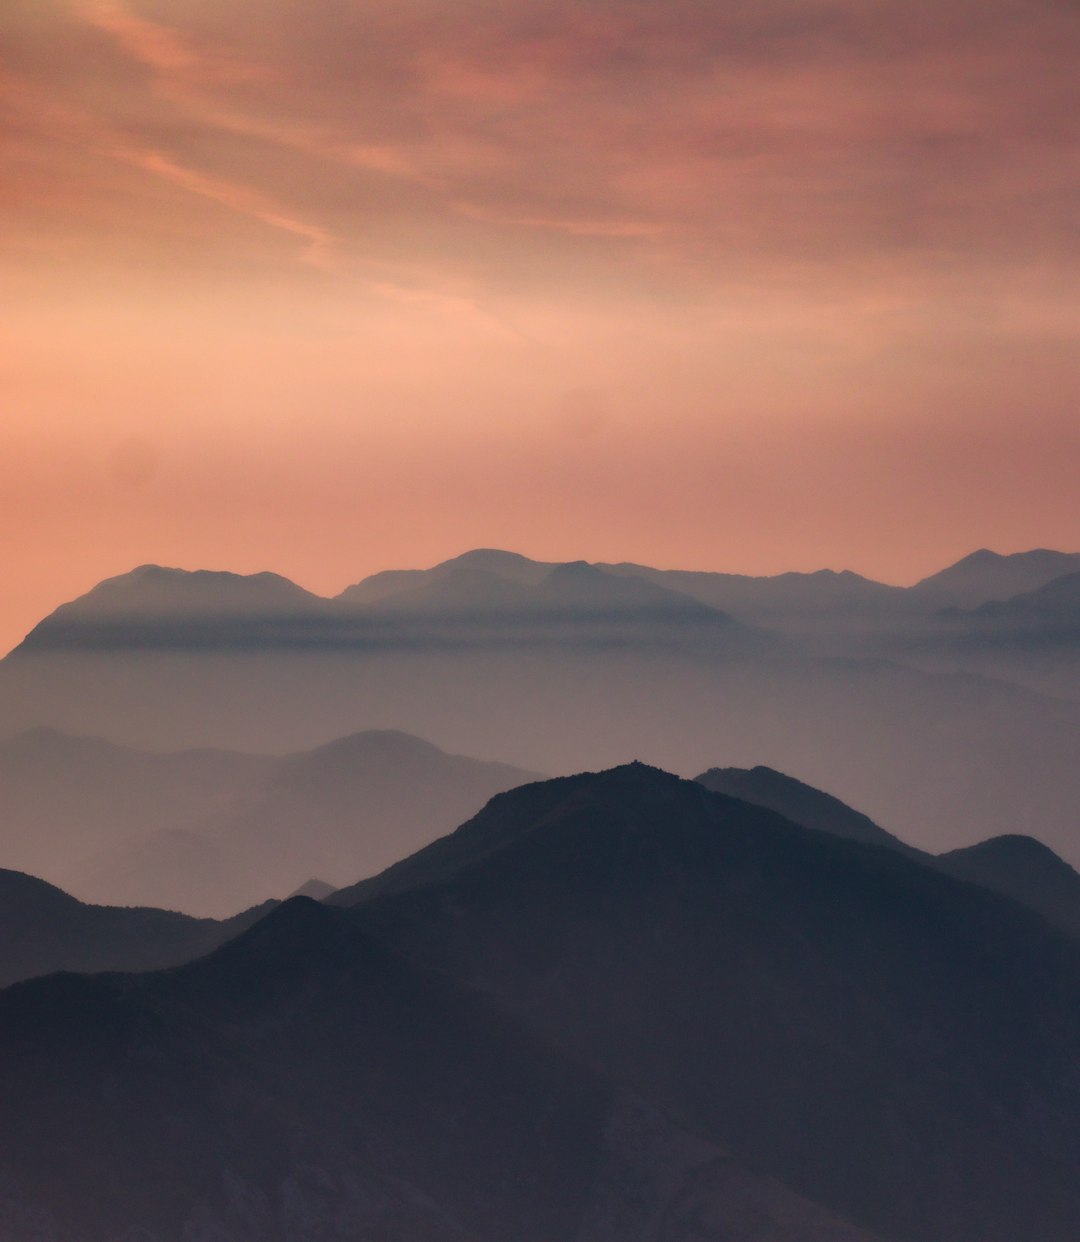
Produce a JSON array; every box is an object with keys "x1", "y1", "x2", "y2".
[
  {"x1": 74, "y1": 0, "x2": 264, "y2": 82},
  {"x1": 115, "y1": 147, "x2": 336, "y2": 267}
]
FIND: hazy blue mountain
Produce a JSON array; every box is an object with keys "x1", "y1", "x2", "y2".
[
  {"x1": 362, "y1": 563, "x2": 535, "y2": 618},
  {"x1": 16, "y1": 564, "x2": 332, "y2": 652},
  {"x1": 956, "y1": 569, "x2": 1080, "y2": 623},
  {"x1": 338, "y1": 548, "x2": 554, "y2": 606},
  {"x1": 4, "y1": 635, "x2": 1080, "y2": 867},
  {"x1": 695, "y1": 764, "x2": 921, "y2": 856},
  {"x1": 6, "y1": 729, "x2": 540, "y2": 917},
  {"x1": 598, "y1": 561, "x2": 907, "y2": 627},
  {"x1": 896, "y1": 570, "x2": 1080, "y2": 698},
  {"x1": 189, "y1": 730, "x2": 541, "y2": 915},
  {"x1": 529, "y1": 560, "x2": 731, "y2": 622},
  {"x1": 908, "y1": 548, "x2": 1080, "y2": 611},
  {"x1": 352, "y1": 555, "x2": 751, "y2": 633},
  {"x1": 938, "y1": 835, "x2": 1080, "y2": 940},
  {"x1": 6, "y1": 551, "x2": 1080, "y2": 866},
  {"x1": 10, "y1": 553, "x2": 772, "y2": 655},
  {"x1": 289, "y1": 877, "x2": 337, "y2": 899},
  {"x1": 0, "y1": 726, "x2": 270, "y2": 884},
  {"x1": 337, "y1": 764, "x2": 1080, "y2": 1242},
  {"x1": 344, "y1": 549, "x2": 906, "y2": 641},
  {"x1": 0, "y1": 867, "x2": 274, "y2": 987},
  {"x1": 345, "y1": 559, "x2": 770, "y2": 667},
  {"x1": 0, "y1": 894, "x2": 881, "y2": 1242},
  {"x1": 16, "y1": 550, "x2": 1080, "y2": 657}
]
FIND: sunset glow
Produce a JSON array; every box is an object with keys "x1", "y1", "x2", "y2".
[{"x1": 3, "y1": 0, "x2": 1079, "y2": 652}]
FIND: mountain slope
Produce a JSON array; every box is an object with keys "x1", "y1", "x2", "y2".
[
  {"x1": 0, "y1": 897, "x2": 881, "y2": 1242},
  {"x1": 695, "y1": 764, "x2": 920, "y2": 856},
  {"x1": 0, "y1": 868, "x2": 274, "y2": 987},
  {"x1": 337, "y1": 548, "x2": 555, "y2": 606},
  {"x1": 938, "y1": 835, "x2": 1080, "y2": 940},
  {"x1": 695, "y1": 764, "x2": 1080, "y2": 937},
  {"x1": 16, "y1": 564, "x2": 331, "y2": 652},
  {"x1": 598, "y1": 561, "x2": 907, "y2": 628},
  {"x1": 348, "y1": 557, "x2": 760, "y2": 653},
  {"x1": 909, "y1": 548, "x2": 1080, "y2": 611},
  {"x1": 337, "y1": 765, "x2": 1080, "y2": 1242}
]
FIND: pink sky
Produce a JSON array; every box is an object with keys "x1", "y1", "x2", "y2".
[{"x1": 2, "y1": 0, "x2": 1079, "y2": 652}]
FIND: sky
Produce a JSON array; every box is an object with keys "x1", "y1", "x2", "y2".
[{"x1": 2, "y1": 0, "x2": 1079, "y2": 653}]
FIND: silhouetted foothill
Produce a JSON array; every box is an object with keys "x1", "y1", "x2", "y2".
[
  {"x1": 341, "y1": 764, "x2": 1080, "y2": 1242},
  {"x1": 1, "y1": 765, "x2": 1079, "y2": 1239}
]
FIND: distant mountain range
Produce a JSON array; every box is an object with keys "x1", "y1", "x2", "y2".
[
  {"x1": 907, "y1": 548, "x2": 1080, "y2": 611},
  {"x1": 0, "y1": 727, "x2": 538, "y2": 916},
  {"x1": 903, "y1": 569, "x2": 1080, "y2": 697},
  {"x1": 12, "y1": 546, "x2": 1080, "y2": 657},
  {"x1": 11, "y1": 553, "x2": 769, "y2": 653},
  {"x1": 2, "y1": 764, "x2": 1076, "y2": 1240},
  {"x1": 3, "y1": 546, "x2": 1079, "y2": 865}
]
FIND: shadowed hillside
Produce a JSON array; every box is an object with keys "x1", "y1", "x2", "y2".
[
  {"x1": 0, "y1": 868, "x2": 275, "y2": 987},
  {"x1": 336, "y1": 765, "x2": 1080, "y2": 1242},
  {"x1": 0, "y1": 894, "x2": 882, "y2": 1242}
]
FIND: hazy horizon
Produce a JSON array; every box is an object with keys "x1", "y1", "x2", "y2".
[
  {"x1": 4, "y1": 0, "x2": 1080, "y2": 660},
  {"x1": 6, "y1": 539, "x2": 1079, "y2": 656}
]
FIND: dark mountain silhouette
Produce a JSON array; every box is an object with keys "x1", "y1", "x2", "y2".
[
  {"x1": 695, "y1": 764, "x2": 920, "y2": 857},
  {"x1": 0, "y1": 895, "x2": 881, "y2": 1242},
  {"x1": 909, "y1": 548, "x2": 1080, "y2": 611},
  {"x1": 14, "y1": 729, "x2": 540, "y2": 917},
  {"x1": 938, "y1": 835, "x2": 1080, "y2": 940},
  {"x1": 696, "y1": 764, "x2": 1080, "y2": 937},
  {"x1": 333, "y1": 765, "x2": 1080, "y2": 1242},
  {"x1": 0, "y1": 867, "x2": 275, "y2": 988}
]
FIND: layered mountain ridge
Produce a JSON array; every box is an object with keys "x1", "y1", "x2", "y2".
[
  {"x1": 1, "y1": 764, "x2": 1076, "y2": 1240},
  {"x1": 14, "y1": 546, "x2": 1080, "y2": 656},
  {"x1": 4, "y1": 546, "x2": 1080, "y2": 867},
  {"x1": 0, "y1": 726, "x2": 539, "y2": 916}
]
